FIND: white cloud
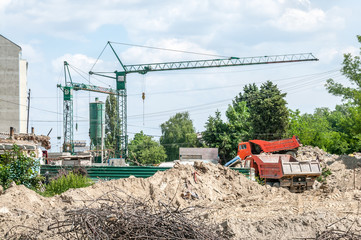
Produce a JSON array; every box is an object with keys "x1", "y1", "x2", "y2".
[
  {"x1": 52, "y1": 54, "x2": 100, "y2": 74},
  {"x1": 271, "y1": 8, "x2": 326, "y2": 32},
  {"x1": 341, "y1": 46, "x2": 359, "y2": 57},
  {"x1": 0, "y1": 0, "x2": 11, "y2": 11},
  {"x1": 317, "y1": 48, "x2": 339, "y2": 64},
  {"x1": 20, "y1": 43, "x2": 43, "y2": 63}
]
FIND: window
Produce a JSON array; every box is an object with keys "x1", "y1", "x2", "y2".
[{"x1": 239, "y1": 144, "x2": 247, "y2": 150}]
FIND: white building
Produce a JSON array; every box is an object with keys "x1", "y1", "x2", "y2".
[{"x1": 0, "y1": 35, "x2": 28, "y2": 133}]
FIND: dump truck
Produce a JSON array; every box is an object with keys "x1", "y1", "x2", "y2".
[
  {"x1": 226, "y1": 154, "x2": 321, "y2": 193},
  {"x1": 226, "y1": 136, "x2": 321, "y2": 192},
  {"x1": 237, "y1": 135, "x2": 300, "y2": 160}
]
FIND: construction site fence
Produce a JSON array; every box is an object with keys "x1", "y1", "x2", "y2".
[{"x1": 40, "y1": 165, "x2": 251, "y2": 180}]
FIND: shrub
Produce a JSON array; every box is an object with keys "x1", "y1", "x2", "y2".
[
  {"x1": 317, "y1": 167, "x2": 332, "y2": 183},
  {"x1": 41, "y1": 172, "x2": 93, "y2": 197},
  {"x1": 0, "y1": 144, "x2": 43, "y2": 190}
]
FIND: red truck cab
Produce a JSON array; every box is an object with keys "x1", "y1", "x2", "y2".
[{"x1": 237, "y1": 135, "x2": 300, "y2": 160}]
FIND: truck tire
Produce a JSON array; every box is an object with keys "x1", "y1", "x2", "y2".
[{"x1": 272, "y1": 182, "x2": 280, "y2": 188}]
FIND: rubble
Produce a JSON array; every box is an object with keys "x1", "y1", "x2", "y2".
[{"x1": 0, "y1": 146, "x2": 360, "y2": 239}]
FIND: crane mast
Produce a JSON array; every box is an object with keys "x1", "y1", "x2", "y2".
[
  {"x1": 57, "y1": 61, "x2": 117, "y2": 154},
  {"x1": 89, "y1": 42, "x2": 318, "y2": 159}
]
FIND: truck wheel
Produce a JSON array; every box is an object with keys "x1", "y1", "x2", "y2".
[
  {"x1": 272, "y1": 182, "x2": 280, "y2": 188},
  {"x1": 286, "y1": 151, "x2": 296, "y2": 158}
]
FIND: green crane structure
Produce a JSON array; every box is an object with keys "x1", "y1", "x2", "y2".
[
  {"x1": 57, "y1": 61, "x2": 117, "y2": 153},
  {"x1": 89, "y1": 41, "x2": 319, "y2": 159}
]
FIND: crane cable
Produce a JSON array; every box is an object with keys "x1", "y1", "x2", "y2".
[{"x1": 142, "y1": 75, "x2": 146, "y2": 125}]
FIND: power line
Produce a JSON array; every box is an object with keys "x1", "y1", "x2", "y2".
[{"x1": 110, "y1": 41, "x2": 232, "y2": 58}]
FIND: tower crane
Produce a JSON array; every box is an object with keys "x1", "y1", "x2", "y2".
[
  {"x1": 57, "y1": 61, "x2": 117, "y2": 153},
  {"x1": 89, "y1": 42, "x2": 318, "y2": 159}
]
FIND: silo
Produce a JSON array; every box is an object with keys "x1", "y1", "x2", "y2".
[{"x1": 89, "y1": 97, "x2": 105, "y2": 148}]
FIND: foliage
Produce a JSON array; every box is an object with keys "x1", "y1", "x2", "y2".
[
  {"x1": 255, "y1": 176, "x2": 265, "y2": 186},
  {"x1": 128, "y1": 131, "x2": 167, "y2": 165},
  {"x1": 202, "y1": 111, "x2": 232, "y2": 162},
  {"x1": 316, "y1": 167, "x2": 332, "y2": 183},
  {"x1": 203, "y1": 81, "x2": 288, "y2": 162},
  {"x1": 287, "y1": 105, "x2": 361, "y2": 154},
  {"x1": 247, "y1": 81, "x2": 289, "y2": 140},
  {"x1": 326, "y1": 35, "x2": 361, "y2": 106},
  {"x1": 0, "y1": 145, "x2": 43, "y2": 190},
  {"x1": 160, "y1": 112, "x2": 199, "y2": 161},
  {"x1": 105, "y1": 94, "x2": 118, "y2": 151},
  {"x1": 40, "y1": 172, "x2": 93, "y2": 197},
  {"x1": 203, "y1": 102, "x2": 251, "y2": 163},
  {"x1": 231, "y1": 81, "x2": 289, "y2": 140}
]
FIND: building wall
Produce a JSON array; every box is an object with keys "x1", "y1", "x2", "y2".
[
  {"x1": 179, "y1": 148, "x2": 219, "y2": 161},
  {"x1": 0, "y1": 35, "x2": 28, "y2": 133},
  {"x1": 19, "y1": 59, "x2": 28, "y2": 133}
]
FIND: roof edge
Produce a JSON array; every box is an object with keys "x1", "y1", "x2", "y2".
[{"x1": 0, "y1": 34, "x2": 22, "y2": 51}]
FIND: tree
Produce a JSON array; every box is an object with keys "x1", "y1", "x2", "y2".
[
  {"x1": 105, "y1": 94, "x2": 118, "y2": 151},
  {"x1": 202, "y1": 111, "x2": 231, "y2": 162},
  {"x1": 248, "y1": 81, "x2": 289, "y2": 140},
  {"x1": 203, "y1": 102, "x2": 251, "y2": 163},
  {"x1": 287, "y1": 107, "x2": 351, "y2": 154},
  {"x1": 324, "y1": 35, "x2": 361, "y2": 153},
  {"x1": 128, "y1": 131, "x2": 167, "y2": 165},
  {"x1": 0, "y1": 145, "x2": 43, "y2": 190},
  {"x1": 326, "y1": 36, "x2": 361, "y2": 106},
  {"x1": 160, "y1": 112, "x2": 199, "y2": 161},
  {"x1": 203, "y1": 81, "x2": 288, "y2": 162}
]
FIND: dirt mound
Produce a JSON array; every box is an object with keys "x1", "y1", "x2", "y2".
[
  {"x1": 297, "y1": 145, "x2": 337, "y2": 163},
  {"x1": 59, "y1": 162, "x2": 285, "y2": 208},
  {"x1": 0, "y1": 158, "x2": 360, "y2": 239}
]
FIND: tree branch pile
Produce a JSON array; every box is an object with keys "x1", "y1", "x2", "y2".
[{"x1": 6, "y1": 192, "x2": 221, "y2": 239}]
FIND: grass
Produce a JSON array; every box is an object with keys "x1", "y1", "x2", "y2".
[{"x1": 39, "y1": 172, "x2": 93, "y2": 197}]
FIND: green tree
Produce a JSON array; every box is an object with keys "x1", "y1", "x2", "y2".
[
  {"x1": 203, "y1": 102, "x2": 251, "y2": 163},
  {"x1": 203, "y1": 81, "x2": 288, "y2": 162},
  {"x1": 225, "y1": 101, "x2": 251, "y2": 157},
  {"x1": 248, "y1": 81, "x2": 289, "y2": 140},
  {"x1": 160, "y1": 112, "x2": 199, "y2": 161},
  {"x1": 0, "y1": 145, "x2": 43, "y2": 190},
  {"x1": 324, "y1": 35, "x2": 361, "y2": 153},
  {"x1": 105, "y1": 94, "x2": 118, "y2": 151},
  {"x1": 128, "y1": 131, "x2": 167, "y2": 165},
  {"x1": 326, "y1": 36, "x2": 361, "y2": 106},
  {"x1": 288, "y1": 107, "x2": 350, "y2": 154},
  {"x1": 202, "y1": 111, "x2": 230, "y2": 162}
]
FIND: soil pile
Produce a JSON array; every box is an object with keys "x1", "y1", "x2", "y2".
[{"x1": 0, "y1": 148, "x2": 360, "y2": 239}]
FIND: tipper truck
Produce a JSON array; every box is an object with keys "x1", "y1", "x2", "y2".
[
  {"x1": 237, "y1": 135, "x2": 301, "y2": 160},
  {"x1": 225, "y1": 136, "x2": 321, "y2": 193}
]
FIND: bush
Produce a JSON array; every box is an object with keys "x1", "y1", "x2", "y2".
[
  {"x1": 0, "y1": 144, "x2": 43, "y2": 190},
  {"x1": 41, "y1": 172, "x2": 93, "y2": 197},
  {"x1": 317, "y1": 167, "x2": 332, "y2": 183}
]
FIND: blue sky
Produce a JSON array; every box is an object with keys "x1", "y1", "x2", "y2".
[{"x1": 1, "y1": 0, "x2": 360, "y2": 151}]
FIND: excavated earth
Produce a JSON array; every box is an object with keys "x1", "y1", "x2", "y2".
[{"x1": 0, "y1": 146, "x2": 361, "y2": 239}]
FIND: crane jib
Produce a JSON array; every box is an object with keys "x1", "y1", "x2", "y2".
[{"x1": 123, "y1": 53, "x2": 318, "y2": 74}]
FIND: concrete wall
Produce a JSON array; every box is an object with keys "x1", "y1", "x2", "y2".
[
  {"x1": 19, "y1": 59, "x2": 28, "y2": 133},
  {"x1": 0, "y1": 35, "x2": 28, "y2": 133},
  {"x1": 179, "y1": 147, "x2": 219, "y2": 161}
]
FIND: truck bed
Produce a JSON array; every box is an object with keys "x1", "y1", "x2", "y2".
[
  {"x1": 253, "y1": 154, "x2": 321, "y2": 179},
  {"x1": 250, "y1": 136, "x2": 300, "y2": 153}
]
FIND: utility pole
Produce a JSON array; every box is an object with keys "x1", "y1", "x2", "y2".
[{"x1": 27, "y1": 89, "x2": 31, "y2": 133}]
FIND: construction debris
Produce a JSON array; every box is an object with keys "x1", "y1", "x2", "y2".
[{"x1": 0, "y1": 146, "x2": 360, "y2": 239}]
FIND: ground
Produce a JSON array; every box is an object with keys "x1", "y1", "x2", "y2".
[{"x1": 0, "y1": 146, "x2": 360, "y2": 239}]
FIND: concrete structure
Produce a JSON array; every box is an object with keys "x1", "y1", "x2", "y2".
[
  {"x1": 0, "y1": 35, "x2": 28, "y2": 133},
  {"x1": 179, "y1": 147, "x2": 219, "y2": 162}
]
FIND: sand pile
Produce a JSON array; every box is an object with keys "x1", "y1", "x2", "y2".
[{"x1": 0, "y1": 150, "x2": 360, "y2": 239}]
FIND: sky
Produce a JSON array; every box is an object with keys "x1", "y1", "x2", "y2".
[{"x1": 1, "y1": 0, "x2": 360, "y2": 152}]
